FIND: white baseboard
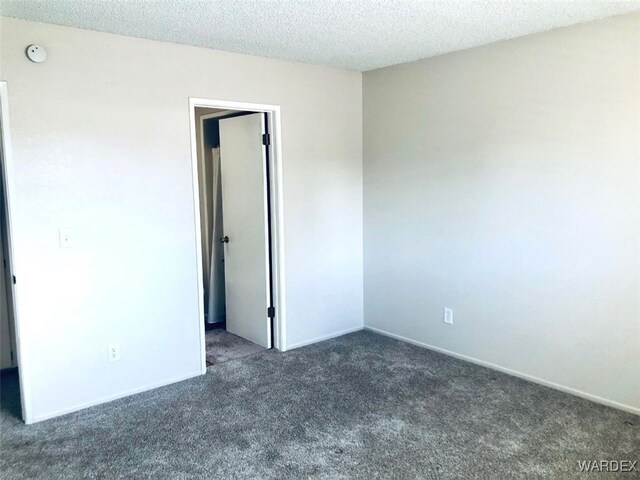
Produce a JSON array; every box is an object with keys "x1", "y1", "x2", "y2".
[
  {"x1": 287, "y1": 325, "x2": 363, "y2": 350},
  {"x1": 28, "y1": 370, "x2": 204, "y2": 424},
  {"x1": 364, "y1": 326, "x2": 639, "y2": 416}
]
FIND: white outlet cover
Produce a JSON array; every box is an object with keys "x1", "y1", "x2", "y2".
[
  {"x1": 59, "y1": 228, "x2": 73, "y2": 248},
  {"x1": 444, "y1": 308, "x2": 454, "y2": 325},
  {"x1": 108, "y1": 343, "x2": 120, "y2": 362},
  {"x1": 26, "y1": 44, "x2": 47, "y2": 63}
]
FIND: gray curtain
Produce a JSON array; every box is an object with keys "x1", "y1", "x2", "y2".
[{"x1": 207, "y1": 147, "x2": 226, "y2": 323}]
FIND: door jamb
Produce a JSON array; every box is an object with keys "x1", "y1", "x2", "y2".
[
  {"x1": 188, "y1": 98, "x2": 287, "y2": 374},
  {"x1": 0, "y1": 81, "x2": 31, "y2": 423}
]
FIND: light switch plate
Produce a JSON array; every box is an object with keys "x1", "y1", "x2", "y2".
[{"x1": 444, "y1": 307, "x2": 453, "y2": 325}]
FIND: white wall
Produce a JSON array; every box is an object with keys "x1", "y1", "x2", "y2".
[
  {"x1": 363, "y1": 13, "x2": 639, "y2": 413},
  {"x1": 0, "y1": 18, "x2": 363, "y2": 422}
]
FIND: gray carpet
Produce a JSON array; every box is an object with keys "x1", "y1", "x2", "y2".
[
  {"x1": 205, "y1": 329, "x2": 265, "y2": 365},
  {"x1": 1, "y1": 331, "x2": 638, "y2": 479}
]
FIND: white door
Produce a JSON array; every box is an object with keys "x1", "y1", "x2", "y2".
[{"x1": 219, "y1": 113, "x2": 271, "y2": 348}]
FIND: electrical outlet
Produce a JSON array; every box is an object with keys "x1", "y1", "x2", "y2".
[
  {"x1": 107, "y1": 343, "x2": 120, "y2": 362},
  {"x1": 443, "y1": 307, "x2": 453, "y2": 325},
  {"x1": 59, "y1": 228, "x2": 73, "y2": 248}
]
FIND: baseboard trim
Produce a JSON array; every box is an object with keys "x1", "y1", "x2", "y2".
[
  {"x1": 28, "y1": 370, "x2": 204, "y2": 424},
  {"x1": 364, "y1": 326, "x2": 639, "y2": 416},
  {"x1": 287, "y1": 325, "x2": 363, "y2": 350}
]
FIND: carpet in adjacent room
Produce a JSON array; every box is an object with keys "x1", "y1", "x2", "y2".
[{"x1": 205, "y1": 328, "x2": 266, "y2": 366}]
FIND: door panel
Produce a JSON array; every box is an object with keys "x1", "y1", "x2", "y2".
[{"x1": 219, "y1": 113, "x2": 271, "y2": 348}]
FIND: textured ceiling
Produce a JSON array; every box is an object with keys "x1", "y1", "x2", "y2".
[{"x1": 2, "y1": 0, "x2": 639, "y2": 71}]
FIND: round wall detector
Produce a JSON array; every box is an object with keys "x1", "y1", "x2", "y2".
[{"x1": 26, "y1": 44, "x2": 47, "y2": 63}]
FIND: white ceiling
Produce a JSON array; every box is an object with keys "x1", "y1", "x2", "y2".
[{"x1": 2, "y1": 0, "x2": 639, "y2": 71}]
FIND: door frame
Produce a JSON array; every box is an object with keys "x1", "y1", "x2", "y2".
[
  {"x1": 0, "y1": 81, "x2": 30, "y2": 421},
  {"x1": 188, "y1": 98, "x2": 287, "y2": 373}
]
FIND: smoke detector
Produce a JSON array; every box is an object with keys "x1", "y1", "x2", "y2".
[{"x1": 26, "y1": 44, "x2": 47, "y2": 63}]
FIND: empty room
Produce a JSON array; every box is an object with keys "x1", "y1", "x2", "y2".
[{"x1": 0, "y1": 1, "x2": 638, "y2": 478}]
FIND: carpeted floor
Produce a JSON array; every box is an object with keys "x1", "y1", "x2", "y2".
[
  {"x1": 1, "y1": 331, "x2": 638, "y2": 479},
  {"x1": 205, "y1": 328, "x2": 266, "y2": 366}
]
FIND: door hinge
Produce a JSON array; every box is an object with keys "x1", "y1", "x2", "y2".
[
  {"x1": 267, "y1": 306, "x2": 275, "y2": 318},
  {"x1": 12, "y1": 275, "x2": 16, "y2": 285},
  {"x1": 262, "y1": 133, "x2": 271, "y2": 146}
]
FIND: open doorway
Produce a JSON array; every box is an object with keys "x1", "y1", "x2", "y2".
[
  {"x1": 0, "y1": 133, "x2": 19, "y2": 418},
  {"x1": 0, "y1": 168, "x2": 17, "y2": 373},
  {"x1": 189, "y1": 99, "x2": 285, "y2": 369},
  {"x1": 0, "y1": 81, "x2": 22, "y2": 421}
]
